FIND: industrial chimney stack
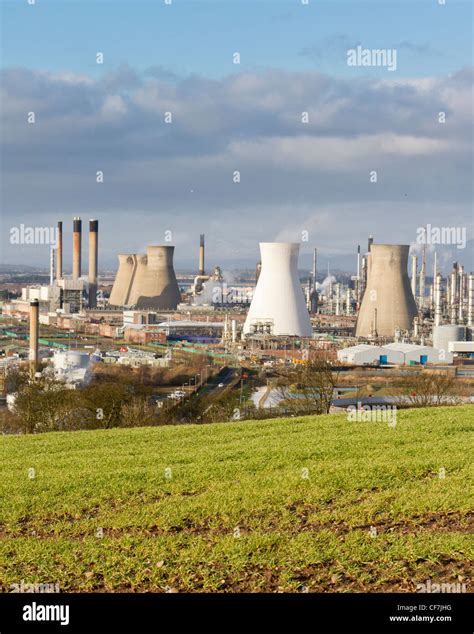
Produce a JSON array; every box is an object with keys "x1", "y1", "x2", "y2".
[
  {"x1": 198, "y1": 234, "x2": 205, "y2": 276},
  {"x1": 29, "y1": 300, "x2": 39, "y2": 375},
  {"x1": 56, "y1": 221, "x2": 63, "y2": 280},
  {"x1": 88, "y1": 220, "x2": 99, "y2": 308},
  {"x1": 72, "y1": 217, "x2": 82, "y2": 279},
  {"x1": 411, "y1": 255, "x2": 417, "y2": 298}
]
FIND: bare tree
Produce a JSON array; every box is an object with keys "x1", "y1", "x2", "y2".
[
  {"x1": 399, "y1": 372, "x2": 462, "y2": 408},
  {"x1": 275, "y1": 357, "x2": 339, "y2": 415},
  {"x1": 121, "y1": 397, "x2": 158, "y2": 427}
]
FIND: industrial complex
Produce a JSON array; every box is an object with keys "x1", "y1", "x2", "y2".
[{"x1": 1, "y1": 217, "x2": 473, "y2": 410}]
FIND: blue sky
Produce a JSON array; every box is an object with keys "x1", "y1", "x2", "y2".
[
  {"x1": 0, "y1": 0, "x2": 472, "y2": 271},
  {"x1": 2, "y1": 0, "x2": 472, "y2": 79}
]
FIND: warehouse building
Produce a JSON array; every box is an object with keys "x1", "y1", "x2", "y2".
[{"x1": 337, "y1": 342, "x2": 453, "y2": 365}]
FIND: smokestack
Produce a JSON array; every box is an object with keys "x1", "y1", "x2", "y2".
[
  {"x1": 29, "y1": 300, "x2": 39, "y2": 374},
  {"x1": 56, "y1": 221, "x2": 63, "y2": 280},
  {"x1": 434, "y1": 272, "x2": 442, "y2": 327},
  {"x1": 335, "y1": 283, "x2": 341, "y2": 316},
  {"x1": 312, "y1": 248, "x2": 318, "y2": 290},
  {"x1": 346, "y1": 286, "x2": 351, "y2": 315},
  {"x1": 450, "y1": 263, "x2": 458, "y2": 324},
  {"x1": 360, "y1": 255, "x2": 368, "y2": 298},
  {"x1": 231, "y1": 319, "x2": 237, "y2": 343},
  {"x1": 198, "y1": 234, "x2": 205, "y2": 276},
  {"x1": 419, "y1": 245, "x2": 426, "y2": 307},
  {"x1": 468, "y1": 273, "x2": 474, "y2": 327},
  {"x1": 368, "y1": 235, "x2": 373, "y2": 253},
  {"x1": 72, "y1": 217, "x2": 82, "y2": 280},
  {"x1": 458, "y1": 265, "x2": 465, "y2": 323},
  {"x1": 88, "y1": 219, "x2": 99, "y2": 308},
  {"x1": 50, "y1": 247, "x2": 55, "y2": 286},
  {"x1": 411, "y1": 255, "x2": 417, "y2": 298}
]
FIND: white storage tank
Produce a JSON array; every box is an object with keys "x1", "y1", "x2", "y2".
[
  {"x1": 53, "y1": 350, "x2": 90, "y2": 371},
  {"x1": 432, "y1": 325, "x2": 465, "y2": 353}
]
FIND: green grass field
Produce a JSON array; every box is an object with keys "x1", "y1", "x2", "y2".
[{"x1": 1, "y1": 406, "x2": 473, "y2": 592}]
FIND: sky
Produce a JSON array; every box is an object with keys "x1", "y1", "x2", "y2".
[{"x1": 0, "y1": 0, "x2": 472, "y2": 272}]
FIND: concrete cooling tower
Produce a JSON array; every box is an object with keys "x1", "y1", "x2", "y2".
[
  {"x1": 109, "y1": 246, "x2": 181, "y2": 309},
  {"x1": 355, "y1": 244, "x2": 417, "y2": 337},
  {"x1": 243, "y1": 242, "x2": 312, "y2": 337}
]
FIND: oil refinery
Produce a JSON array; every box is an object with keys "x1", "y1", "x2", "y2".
[{"x1": 1, "y1": 218, "x2": 473, "y2": 406}]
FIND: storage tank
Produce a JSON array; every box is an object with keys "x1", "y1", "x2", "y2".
[
  {"x1": 53, "y1": 350, "x2": 91, "y2": 385},
  {"x1": 243, "y1": 242, "x2": 312, "y2": 337},
  {"x1": 53, "y1": 350, "x2": 90, "y2": 371},
  {"x1": 432, "y1": 325, "x2": 465, "y2": 353},
  {"x1": 355, "y1": 244, "x2": 417, "y2": 337}
]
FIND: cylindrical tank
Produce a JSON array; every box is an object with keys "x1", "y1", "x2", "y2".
[
  {"x1": 243, "y1": 242, "x2": 312, "y2": 337},
  {"x1": 432, "y1": 325, "x2": 465, "y2": 352},
  {"x1": 355, "y1": 244, "x2": 417, "y2": 337},
  {"x1": 53, "y1": 350, "x2": 90, "y2": 371}
]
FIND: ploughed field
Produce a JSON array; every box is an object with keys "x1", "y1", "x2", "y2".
[{"x1": 0, "y1": 406, "x2": 472, "y2": 592}]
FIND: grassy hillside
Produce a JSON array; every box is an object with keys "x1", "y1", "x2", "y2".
[{"x1": 0, "y1": 406, "x2": 473, "y2": 592}]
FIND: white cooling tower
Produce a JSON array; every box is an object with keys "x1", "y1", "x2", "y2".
[{"x1": 243, "y1": 242, "x2": 312, "y2": 337}]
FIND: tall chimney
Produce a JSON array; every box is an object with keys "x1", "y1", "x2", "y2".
[
  {"x1": 56, "y1": 221, "x2": 63, "y2": 280},
  {"x1": 72, "y1": 217, "x2": 82, "y2": 279},
  {"x1": 434, "y1": 272, "x2": 442, "y2": 327},
  {"x1": 50, "y1": 247, "x2": 55, "y2": 286},
  {"x1": 335, "y1": 283, "x2": 341, "y2": 316},
  {"x1": 29, "y1": 300, "x2": 39, "y2": 375},
  {"x1": 198, "y1": 234, "x2": 205, "y2": 276},
  {"x1": 467, "y1": 273, "x2": 474, "y2": 328},
  {"x1": 88, "y1": 219, "x2": 99, "y2": 308},
  {"x1": 411, "y1": 255, "x2": 417, "y2": 298},
  {"x1": 450, "y1": 263, "x2": 458, "y2": 324},
  {"x1": 418, "y1": 245, "x2": 426, "y2": 308},
  {"x1": 312, "y1": 248, "x2": 318, "y2": 290},
  {"x1": 458, "y1": 265, "x2": 465, "y2": 323}
]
